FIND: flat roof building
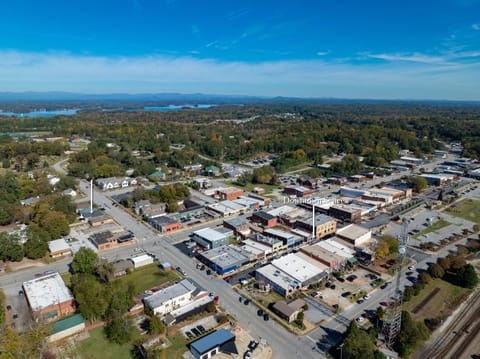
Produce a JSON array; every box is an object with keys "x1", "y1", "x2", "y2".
[
  {"x1": 336, "y1": 224, "x2": 372, "y2": 248},
  {"x1": 148, "y1": 215, "x2": 181, "y2": 233},
  {"x1": 23, "y1": 272, "x2": 75, "y2": 322},
  {"x1": 192, "y1": 228, "x2": 229, "y2": 249},
  {"x1": 129, "y1": 254, "x2": 154, "y2": 268},
  {"x1": 48, "y1": 238, "x2": 72, "y2": 258},
  {"x1": 190, "y1": 329, "x2": 237, "y2": 359},
  {"x1": 197, "y1": 245, "x2": 250, "y2": 275},
  {"x1": 143, "y1": 279, "x2": 198, "y2": 316}
]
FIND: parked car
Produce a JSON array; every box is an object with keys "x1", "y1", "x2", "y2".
[
  {"x1": 342, "y1": 291, "x2": 351, "y2": 298},
  {"x1": 346, "y1": 275, "x2": 357, "y2": 282},
  {"x1": 257, "y1": 309, "x2": 264, "y2": 316},
  {"x1": 263, "y1": 313, "x2": 270, "y2": 321},
  {"x1": 357, "y1": 299, "x2": 364, "y2": 304},
  {"x1": 330, "y1": 284, "x2": 336, "y2": 290},
  {"x1": 175, "y1": 267, "x2": 187, "y2": 276},
  {"x1": 197, "y1": 325, "x2": 206, "y2": 333},
  {"x1": 185, "y1": 331, "x2": 194, "y2": 339},
  {"x1": 244, "y1": 299, "x2": 250, "y2": 306},
  {"x1": 363, "y1": 294, "x2": 370, "y2": 300},
  {"x1": 408, "y1": 265, "x2": 415, "y2": 271},
  {"x1": 191, "y1": 328, "x2": 201, "y2": 336},
  {"x1": 356, "y1": 316, "x2": 365, "y2": 323}
]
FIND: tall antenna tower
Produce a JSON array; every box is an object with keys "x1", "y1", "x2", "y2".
[{"x1": 382, "y1": 217, "x2": 409, "y2": 347}]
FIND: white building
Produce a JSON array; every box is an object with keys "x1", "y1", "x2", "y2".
[
  {"x1": 129, "y1": 254, "x2": 154, "y2": 268},
  {"x1": 143, "y1": 279, "x2": 198, "y2": 316}
]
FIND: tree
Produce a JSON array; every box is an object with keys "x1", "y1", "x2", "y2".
[
  {"x1": 0, "y1": 201, "x2": 15, "y2": 225},
  {"x1": 147, "y1": 315, "x2": 165, "y2": 335},
  {"x1": 105, "y1": 316, "x2": 135, "y2": 344},
  {"x1": 342, "y1": 320, "x2": 377, "y2": 359},
  {"x1": 418, "y1": 272, "x2": 432, "y2": 285},
  {"x1": 71, "y1": 274, "x2": 108, "y2": 322},
  {"x1": 71, "y1": 248, "x2": 99, "y2": 275},
  {"x1": 411, "y1": 176, "x2": 428, "y2": 192},
  {"x1": 376, "y1": 306, "x2": 385, "y2": 320},
  {"x1": 428, "y1": 263, "x2": 445, "y2": 278},
  {"x1": 50, "y1": 195, "x2": 77, "y2": 222},
  {"x1": 396, "y1": 311, "x2": 429, "y2": 357},
  {"x1": 39, "y1": 211, "x2": 70, "y2": 239},
  {"x1": 24, "y1": 237, "x2": 48, "y2": 259},
  {"x1": 0, "y1": 233, "x2": 24, "y2": 262},
  {"x1": 252, "y1": 165, "x2": 275, "y2": 184},
  {"x1": 437, "y1": 257, "x2": 451, "y2": 271},
  {"x1": 456, "y1": 264, "x2": 478, "y2": 289}
]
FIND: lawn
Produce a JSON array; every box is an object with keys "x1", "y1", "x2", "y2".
[
  {"x1": 116, "y1": 264, "x2": 179, "y2": 294},
  {"x1": 413, "y1": 219, "x2": 453, "y2": 240},
  {"x1": 224, "y1": 181, "x2": 280, "y2": 194},
  {"x1": 402, "y1": 278, "x2": 471, "y2": 321},
  {"x1": 446, "y1": 199, "x2": 480, "y2": 224},
  {"x1": 162, "y1": 330, "x2": 189, "y2": 359},
  {"x1": 250, "y1": 289, "x2": 285, "y2": 308},
  {"x1": 76, "y1": 326, "x2": 138, "y2": 359}
]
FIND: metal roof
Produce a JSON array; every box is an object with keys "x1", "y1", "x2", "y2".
[{"x1": 190, "y1": 329, "x2": 235, "y2": 354}]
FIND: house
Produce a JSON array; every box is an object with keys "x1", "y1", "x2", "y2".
[
  {"x1": 20, "y1": 196, "x2": 40, "y2": 206},
  {"x1": 97, "y1": 177, "x2": 136, "y2": 191},
  {"x1": 272, "y1": 299, "x2": 305, "y2": 323},
  {"x1": 48, "y1": 314, "x2": 85, "y2": 343},
  {"x1": 23, "y1": 272, "x2": 76, "y2": 322},
  {"x1": 48, "y1": 175, "x2": 61, "y2": 186},
  {"x1": 48, "y1": 238, "x2": 72, "y2": 258},
  {"x1": 205, "y1": 165, "x2": 221, "y2": 176},
  {"x1": 148, "y1": 171, "x2": 166, "y2": 181},
  {"x1": 62, "y1": 188, "x2": 77, "y2": 197},
  {"x1": 184, "y1": 163, "x2": 203, "y2": 173},
  {"x1": 148, "y1": 216, "x2": 181, "y2": 233},
  {"x1": 140, "y1": 203, "x2": 167, "y2": 219},
  {"x1": 252, "y1": 187, "x2": 265, "y2": 195},
  {"x1": 189, "y1": 329, "x2": 237, "y2": 359},
  {"x1": 251, "y1": 211, "x2": 278, "y2": 228},
  {"x1": 134, "y1": 200, "x2": 152, "y2": 215},
  {"x1": 111, "y1": 259, "x2": 134, "y2": 278}
]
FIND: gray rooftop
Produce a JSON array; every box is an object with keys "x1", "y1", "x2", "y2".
[
  {"x1": 143, "y1": 279, "x2": 197, "y2": 309},
  {"x1": 200, "y1": 245, "x2": 249, "y2": 268}
]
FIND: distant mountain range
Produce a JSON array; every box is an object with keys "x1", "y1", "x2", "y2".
[{"x1": 0, "y1": 91, "x2": 479, "y2": 106}]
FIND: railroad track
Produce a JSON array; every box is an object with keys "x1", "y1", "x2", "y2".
[{"x1": 423, "y1": 290, "x2": 480, "y2": 359}]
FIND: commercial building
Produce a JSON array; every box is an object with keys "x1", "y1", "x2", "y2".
[
  {"x1": 143, "y1": 279, "x2": 198, "y2": 316},
  {"x1": 23, "y1": 272, "x2": 75, "y2": 322},
  {"x1": 215, "y1": 187, "x2": 244, "y2": 201},
  {"x1": 327, "y1": 205, "x2": 362, "y2": 223},
  {"x1": 48, "y1": 238, "x2": 72, "y2": 258},
  {"x1": 240, "y1": 239, "x2": 272, "y2": 259},
  {"x1": 189, "y1": 329, "x2": 237, "y2": 359},
  {"x1": 249, "y1": 233, "x2": 285, "y2": 254},
  {"x1": 284, "y1": 185, "x2": 316, "y2": 198},
  {"x1": 88, "y1": 214, "x2": 115, "y2": 227},
  {"x1": 89, "y1": 231, "x2": 117, "y2": 251},
  {"x1": 197, "y1": 245, "x2": 250, "y2": 274},
  {"x1": 336, "y1": 224, "x2": 372, "y2": 249},
  {"x1": 251, "y1": 211, "x2": 278, "y2": 228},
  {"x1": 420, "y1": 173, "x2": 456, "y2": 186},
  {"x1": 295, "y1": 214, "x2": 336, "y2": 239},
  {"x1": 300, "y1": 239, "x2": 355, "y2": 271},
  {"x1": 129, "y1": 254, "x2": 154, "y2": 269},
  {"x1": 192, "y1": 228, "x2": 229, "y2": 249},
  {"x1": 223, "y1": 217, "x2": 250, "y2": 238},
  {"x1": 263, "y1": 228, "x2": 303, "y2": 248},
  {"x1": 148, "y1": 216, "x2": 181, "y2": 233}
]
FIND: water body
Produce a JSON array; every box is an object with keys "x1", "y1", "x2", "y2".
[
  {"x1": 0, "y1": 109, "x2": 79, "y2": 118},
  {"x1": 143, "y1": 104, "x2": 215, "y2": 111}
]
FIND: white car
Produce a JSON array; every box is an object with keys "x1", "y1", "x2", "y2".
[
  {"x1": 363, "y1": 294, "x2": 370, "y2": 300},
  {"x1": 356, "y1": 316, "x2": 365, "y2": 323},
  {"x1": 408, "y1": 265, "x2": 415, "y2": 271}
]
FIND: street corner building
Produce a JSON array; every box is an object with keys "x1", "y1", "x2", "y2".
[{"x1": 23, "y1": 272, "x2": 76, "y2": 322}]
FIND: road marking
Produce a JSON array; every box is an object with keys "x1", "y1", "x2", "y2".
[{"x1": 306, "y1": 335, "x2": 317, "y2": 343}]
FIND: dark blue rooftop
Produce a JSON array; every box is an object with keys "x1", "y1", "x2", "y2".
[{"x1": 190, "y1": 329, "x2": 235, "y2": 354}]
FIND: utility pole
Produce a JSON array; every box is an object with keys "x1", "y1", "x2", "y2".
[{"x1": 90, "y1": 179, "x2": 93, "y2": 213}]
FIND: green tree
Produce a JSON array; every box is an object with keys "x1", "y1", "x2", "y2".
[
  {"x1": 411, "y1": 176, "x2": 428, "y2": 192},
  {"x1": 0, "y1": 202, "x2": 15, "y2": 225},
  {"x1": 105, "y1": 316, "x2": 135, "y2": 344},
  {"x1": 24, "y1": 237, "x2": 48, "y2": 259},
  {"x1": 0, "y1": 233, "x2": 24, "y2": 262},
  {"x1": 39, "y1": 211, "x2": 70, "y2": 239},
  {"x1": 396, "y1": 311, "x2": 429, "y2": 357},
  {"x1": 147, "y1": 315, "x2": 165, "y2": 335},
  {"x1": 71, "y1": 248, "x2": 99, "y2": 275},
  {"x1": 456, "y1": 264, "x2": 478, "y2": 289},
  {"x1": 252, "y1": 165, "x2": 275, "y2": 184},
  {"x1": 437, "y1": 257, "x2": 451, "y2": 271},
  {"x1": 343, "y1": 320, "x2": 377, "y2": 359},
  {"x1": 71, "y1": 274, "x2": 108, "y2": 322}
]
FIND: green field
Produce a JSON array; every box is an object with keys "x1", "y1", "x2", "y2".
[
  {"x1": 76, "y1": 326, "x2": 138, "y2": 359},
  {"x1": 402, "y1": 278, "x2": 471, "y2": 321},
  {"x1": 224, "y1": 181, "x2": 280, "y2": 194},
  {"x1": 116, "y1": 264, "x2": 179, "y2": 294},
  {"x1": 446, "y1": 199, "x2": 480, "y2": 224},
  {"x1": 413, "y1": 219, "x2": 453, "y2": 240}
]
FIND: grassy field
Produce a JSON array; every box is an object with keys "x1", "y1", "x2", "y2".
[
  {"x1": 116, "y1": 264, "x2": 179, "y2": 294},
  {"x1": 162, "y1": 330, "x2": 189, "y2": 359},
  {"x1": 76, "y1": 326, "x2": 138, "y2": 359},
  {"x1": 403, "y1": 278, "x2": 471, "y2": 321},
  {"x1": 413, "y1": 219, "x2": 453, "y2": 239},
  {"x1": 251, "y1": 290, "x2": 285, "y2": 308},
  {"x1": 224, "y1": 181, "x2": 280, "y2": 194},
  {"x1": 446, "y1": 199, "x2": 480, "y2": 224}
]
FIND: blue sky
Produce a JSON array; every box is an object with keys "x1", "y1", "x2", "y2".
[{"x1": 1, "y1": 0, "x2": 480, "y2": 100}]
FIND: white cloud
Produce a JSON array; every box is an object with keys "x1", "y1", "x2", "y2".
[
  {"x1": 316, "y1": 51, "x2": 330, "y2": 56},
  {"x1": 365, "y1": 52, "x2": 450, "y2": 64},
  {"x1": 472, "y1": 23, "x2": 480, "y2": 30},
  {"x1": 0, "y1": 50, "x2": 479, "y2": 100}
]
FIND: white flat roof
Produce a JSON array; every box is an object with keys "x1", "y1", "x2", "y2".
[
  {"x1": 48, "y1": 238, "x2": 70, "y2": 253},
  {"x1": 256, "y1": 264, "x2": 300, "y2": 291},
  {"x1": 194, "y1": 227, "x2": 227, "y2": 242},
  {"x1": 23, "y1": 272, "x2": 73, "y2": 311},
  {"x1": 337, "y1": 224, "x2": 371, "y2": 240},
  {"x1": 315, "y1": 239, "x2": 355, "y2": 258},
  {"x1": 129, "y1": 254, "x2": 153, "y2": 264},
  {"x1": 271, "y1": 253, "x2": 326, "y2": 282},
  {"x1": 222, "y1": 200, "x2": 245, "y2": 210},
  {"x1": 267, "y1": 205, "x2": 296, "y2": 217},
  {"x1": 241, "y1": 239, "x2": 272, "y2": 256}
]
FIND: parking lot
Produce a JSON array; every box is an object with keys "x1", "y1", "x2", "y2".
[
  {"x1": 181, "y1": 314, "x2": 219, "y2": 340},
  {"x1": 2, "y1": 282, "x2": 32, "y2": 331}
]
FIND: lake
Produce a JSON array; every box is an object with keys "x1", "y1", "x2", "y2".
[{"x1": 0, "y1": 109, "x2": 79, "y2": 118}]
